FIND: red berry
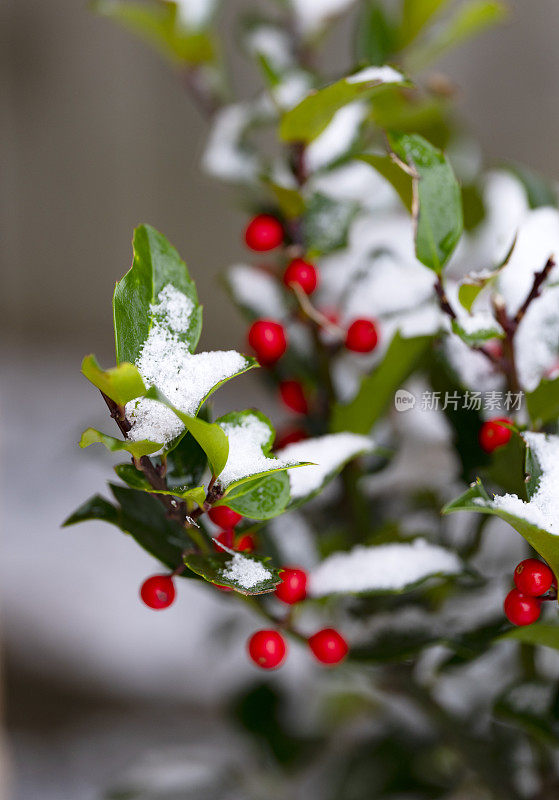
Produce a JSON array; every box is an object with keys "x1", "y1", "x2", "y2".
[
  {"x1": 248, "y1": 319, "x2": 287, "y2": 365},
  {"x1": 245, "y1": 215, "x2": 283, "y2": 252},
  {"x1": 514, "y1": 558, "x2": 554, "y2": 596},
  {"x1": 308, "y1": 628, "x2": 349, "y2": 665},
  {"x1": 479, "y1": 417, "x2": 513, "y2": 453},
  {"x1": 275, "y1": 567, "x2": 307, "y2": 604},
  {"x1": 279, "y1": 380, "x2": 309, "y2": 415},
  {"x1": 485, "y1": 339, "x2": 504, "y2": 361},
  {"x1": 283, "y1": 258, "x2": 318, "y2": 294},
  {"x1": 504, "y1": 589, "x2": 541, "y2": 626},
  {"x1": 140, "y1": 574, "x2": 176, "y2": 610},
  {"x1": 247, "y1": 630, "x2": 287, "y2": 669},
  {"x1": 208, "y1": 505, "x2": 242, "y2": 529},
  {"x1": 345, "y1": 318, "x2": 379, "y2": 353},
  {"x1": 236, "y1": 534, "x2": 256, "y2": 553},
  {"x1": 213, "y1": 529, "x2": 235, "y2": 552},
  {"x1": 274, "y1": 427, "x2": 308, "y2": 450}
]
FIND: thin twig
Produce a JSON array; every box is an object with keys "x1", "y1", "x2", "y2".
[
  {"x1": 513, "y1": 255, "x2": 555, "y2": 328},
  {"x1": 291, "y1": 282, "x2": 345, "y2": 336}
]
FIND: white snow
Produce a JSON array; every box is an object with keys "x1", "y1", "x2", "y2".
[
  {"x1": 490, "y1": 433, "x2": 559, "y2": 534},
  {"x1": 346, "y1": 66, "x2": 404, "y2": 85},
  {"x1": 275, "y1": 433, "x2": 373, "y2": 500},
  {"x1": 271, "y1": 71, "x2": 313, "y2": 111},
  {"x1": 515, "y1": 285, "x2": 559, "y2": 392},
  {"x1": 171, "y1": 0, "x2": 217, "y2": 29},
  {"x1": 246, "y1": 26, "x2": 293, "y2": 71},
  {"x1": 227, "y1": 264, "x2": 287, "y2": 320},
  {"x1": 202, "y1": 104, "x2": 259, "y2": 183},
  {"x1": 219, "y1": 552, "x2": 271, "y2": 589},
  {"x1": 125, "y1": 284, "x2": 249, "y2": 446},
  {"x1": 309, "y1": 161, "x2": 400, "y2": 210},
  {"x1": 217, "y1": 412, "x2": 298, "y2": 488},
  {"x1": 290, "y1": 0, "x2": 357, "y2": 36},
  {"x1": 309, "y1": 538, "x2": 461, "y2": 596},
  {"x1": 444, "y1": 333, "x2": 503, "y2": 393},
  {"x1": 306, "y1": 102, "x2": 367, "y2": 172},
  {"x1": 455, "y1": 311, "x2": 503, "y2": 337}
]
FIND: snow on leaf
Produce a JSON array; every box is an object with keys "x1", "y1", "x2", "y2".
[
  {"x1": 290, "y1": 0, "x2": 358, "y2": 37},
  {"x1": 309, "y1": 539, "x2": 462, "y2": 597},
  {"x1": 275, "y1": 432, "x2": 374, "y2": 503}
]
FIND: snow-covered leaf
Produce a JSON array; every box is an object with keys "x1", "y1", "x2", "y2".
[
  {"x1": 280, "y1": 66, "x2": 407, "y2": 143},
  {"x1": 457, "y1": 235, "x2": 516, "y2": 313},
  {"x1": 94, "y1": 0, "x2": 216, "y2": 64},
  {"x1": 388, "y1": 132, "x2": 463, "y2": 273},
  {"x1": 331, "y1": 333, "x2": 431, "y2": 434},
  {"x1": 184, "y1": 551, "x2": 281, "y2": 595},
  {"x1": 216, "y1": 410, "x2": 308, "y2": 492},
  {"x1": 114, "y1": 464, "x2": 206, "y2": 507},
  {"x1": 79, "y1": 427, "x2": 163, "y2": 458},
  {"x1": 114, "y1": 224, "x2": 202, "y2": 364},
  {"x1": 309, "y1": 539, "x2": 462, "y2": 597},
  {"x1": 275, "y1": 432, "x2": 374, "y2": 506},
  {"x1": 218, "y1": 471, "x2": 291, "y2": 520},
  {"x1": 444, "y1": 433, "x2": 559, "y2": 579},
  {"x1": 81, "y1": 355, "x2": 147, "y2": 406}
]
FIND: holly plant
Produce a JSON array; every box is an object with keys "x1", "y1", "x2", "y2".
[{"x1": 68, "y1": 0, "x2": 559, "y2": 798}]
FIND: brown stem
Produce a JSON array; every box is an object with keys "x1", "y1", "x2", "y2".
[{"x1": 512, "y1": 256, "x2": 555, "y2": 328}]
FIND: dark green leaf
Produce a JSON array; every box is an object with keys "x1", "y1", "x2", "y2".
[
  {"x1": 356, "y1": 2, "x2": 397, "y2": 65},
  {"x1": 81, "y1": 355, "x2": 146, "y2": 406},
  {"x1": 113, "y1": 224, "x2": 202, "y2": 365},
  {"x1": 351, "y1": 625, "x2": 442, "y2": 662},
  {"x1": 280, "y1": 67, "x2": 407, "y2": 143},
  {"x1": 166, "y1": 431, "x2": 207, "y2": 487},
  {"x1": 526, "y1": 376, "x2": 559, "y2": 428},
  {"x1": 114, "y1": 463, "x2": 206, "y2": 507},
  {"x1": 62, "y1": 495, "x2": 119, "y2": 527},
  {"x1": 184, "y1": 551, "x2": 281, "y2": 595},
  {"x1": 500, "y1": 624, "x2": 559, "y2": 652},
  {"x1": 219, "y1": 471, "x2": 290, "y2": 520},
  {"x1": 79, "y1": 427, "x2": 162, "y2": 458},
  {"x1": 388, "y1": 132, "x2": 463, "y2": 272},
  {"x1": 303, "y1": 193, "x2": 359, "y2": 257},
  {"x1": 331, "y1": 333, "x2": 431, "y2": 434}
]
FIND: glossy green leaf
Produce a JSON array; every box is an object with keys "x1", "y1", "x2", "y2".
[
  {"x1": 184, "y1": 551, "x2": 281, "y2": 595},
  {"x1": 216, "y1": 409, "x2": 309, "y2": 491},
  {"x1": 79, "y1": 427, "x2": 162, "y2": 458},
  {"x1": 113, "y1": 224, "x2": 202, "y2": 364},
  {"x1": 356, "y1": 2, "x2": 397, "y2": 65},
  {"x1": 526, "y1": 376, "x2": 559, "y2": 427},
  {"x1": 166, "y1": 431, "x2": 208, "y2": 487},
  {"x1": 81, "y1": 354, "x2": 146, "y2": 406},
  {"x1": 359, "y1": 153, "x2": 413, "y2": 211},
  {"x1": 450, "y1": 318, "x2": 504, "y2": 347},
  {"x1": 280, "y1": 67, "x2": 408, "y2": 143},
  {"x1": 217, "y1": 471, "x2": 290, "y2": 520},
  {"x1": 94, "y1": 0, "x2": 216, "y2": 65},
  {"x1": 500, "y1": 624, "x2": 559, "y2": 651},
  {"x1": 388, "y1": 132, "x2": 463, "y2": 272},
  {"x1": 144, "y1": 386, "x2": 229, "y2": 475},
  {"x1": 110, "y1": 484, "x2": 195, "y2": 570},
  {"x1": 443, "y1": 479, "x2": 559, "y2": 581},
  {"x1": 405, "y1": 1, "x2": 506, "y2": 72},
  {"x1": 62, "y1": 495, "x2": 120, "y2": 527},
  {"x1": 114, "y1": 463, "x2": 206, "y2": 507},
  {"x1": 398, "y1": 0, "x2": 451, "y2": 48},
  {"x1": 331, "y1": 333, "x2": 431, "y2": 434}
]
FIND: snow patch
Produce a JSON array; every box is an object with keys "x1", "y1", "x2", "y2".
[
  {"x1": 346, "y1": 65, "x2": 404, "y2": 85},
  {"x1": 220, "y1": 553, "x2": 271, "y2": 589},
  {"x1": 290, "y1": 0, "x2": 357, "y2": 35},
  {"x1": 171, "y1": 0, "x2": 217, "y2": 29},
  {"x1": 306, "y1": 103, "x2": 367, "y2": 172},
  {"x1": 202, "y1": 104, "x2": 259, "y2": 183},
  {"x1": 227, "y1": 264, "x2": 287, "y2": 320}
]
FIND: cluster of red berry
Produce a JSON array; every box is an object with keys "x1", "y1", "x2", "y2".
[
  {"x1": 248, "y1": 566, "x2": 348, "y2": 669},
  {"x1": 504, "y1": 558, "x2": 556, "y2": 626},
  {"x1": 244, "y1": 214, "x2": 379, "y2": 377}
]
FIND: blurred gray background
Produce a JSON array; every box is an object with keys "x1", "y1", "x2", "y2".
[{"x1": 2, "y1": 0, "x2": 559, "y2": 798}]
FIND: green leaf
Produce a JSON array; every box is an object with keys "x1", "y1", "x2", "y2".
[
  {"x1": 450, "y1": 317, "x2": 504, "y2": 347},
  {"x1": 358, "y1": 153, "x2": 413, "y2": 211},
  {"x1": 303, "y1": 193, "x2": 359, "y2": 257},
  {"x1": 280, "y1": 67, "x2": 408, "y2": 143},
  {"x1": 81, "y1": 354, "x2": 146, "y2": 406},
  {"x1": 113, "y1": 224, "x2": 202, "y2": 365},
  {"x1": 183, "y1": 551, "x2": 281, "y2": 595},
  {"x1": 144, "y1": 386, "x2": 229, "y2": 474},
  {"x1": 457, "y1": 236, "x2": 516, "y2": 312},
  {"x1": 114, "y1": 463, "x2": 206, "y2": 507},
  {"x1": 405, "y1": 1, "x2": 506, "y2": 72},
  {"x1": 110, "y1": 484, "x2": 195, "y2": 570},
  {"x1": 94, "y1": 0, "x2": 216, "y2": 65},
  {"x1": 62, "y1": 495, "x2": 119, "y2": 527},
  {"x1": 166, "y1": 431, "x2": 208, "y2": 487},
  {"x1": 79, "y1": 427, "x2": 162, "y2": 458},
  {"x1": 526, "y1": 376, "x2": 559, "y2": 427},
  {"x1": 443, "y1": 478, "x2": 559, "y2": 582},
  {"x1": 331, "y1": 333, "x2": 431, "y2": 434},
  {"x1": 217, "y1": 471, "x2": 290, "y2": 520},
  {"x1": 398, "y1": 0, "x2": 450, "y2": 48},
  {"x1": 388, "y1": 132, "x2": 463, "y2": 272},
  {"x1": 494, "y1": 680, "x2": 559, "y2": 746},
  {"x1": 356, "y1": 2, "x2": 397, "y2": 65},
  {"x1": 500, "y1": 625, "x2": 559, "y2": 652},
  {"x1": 217, "y1": 409, "x2": 308, "y2": 491},
  {"x1": 266, "y1": 182, "x2": 306, "y2": 219}
]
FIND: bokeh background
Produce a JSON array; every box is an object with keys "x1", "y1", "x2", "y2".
[{"x1": 2, "y1": 0, "x2": 559, "y2": 797}]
